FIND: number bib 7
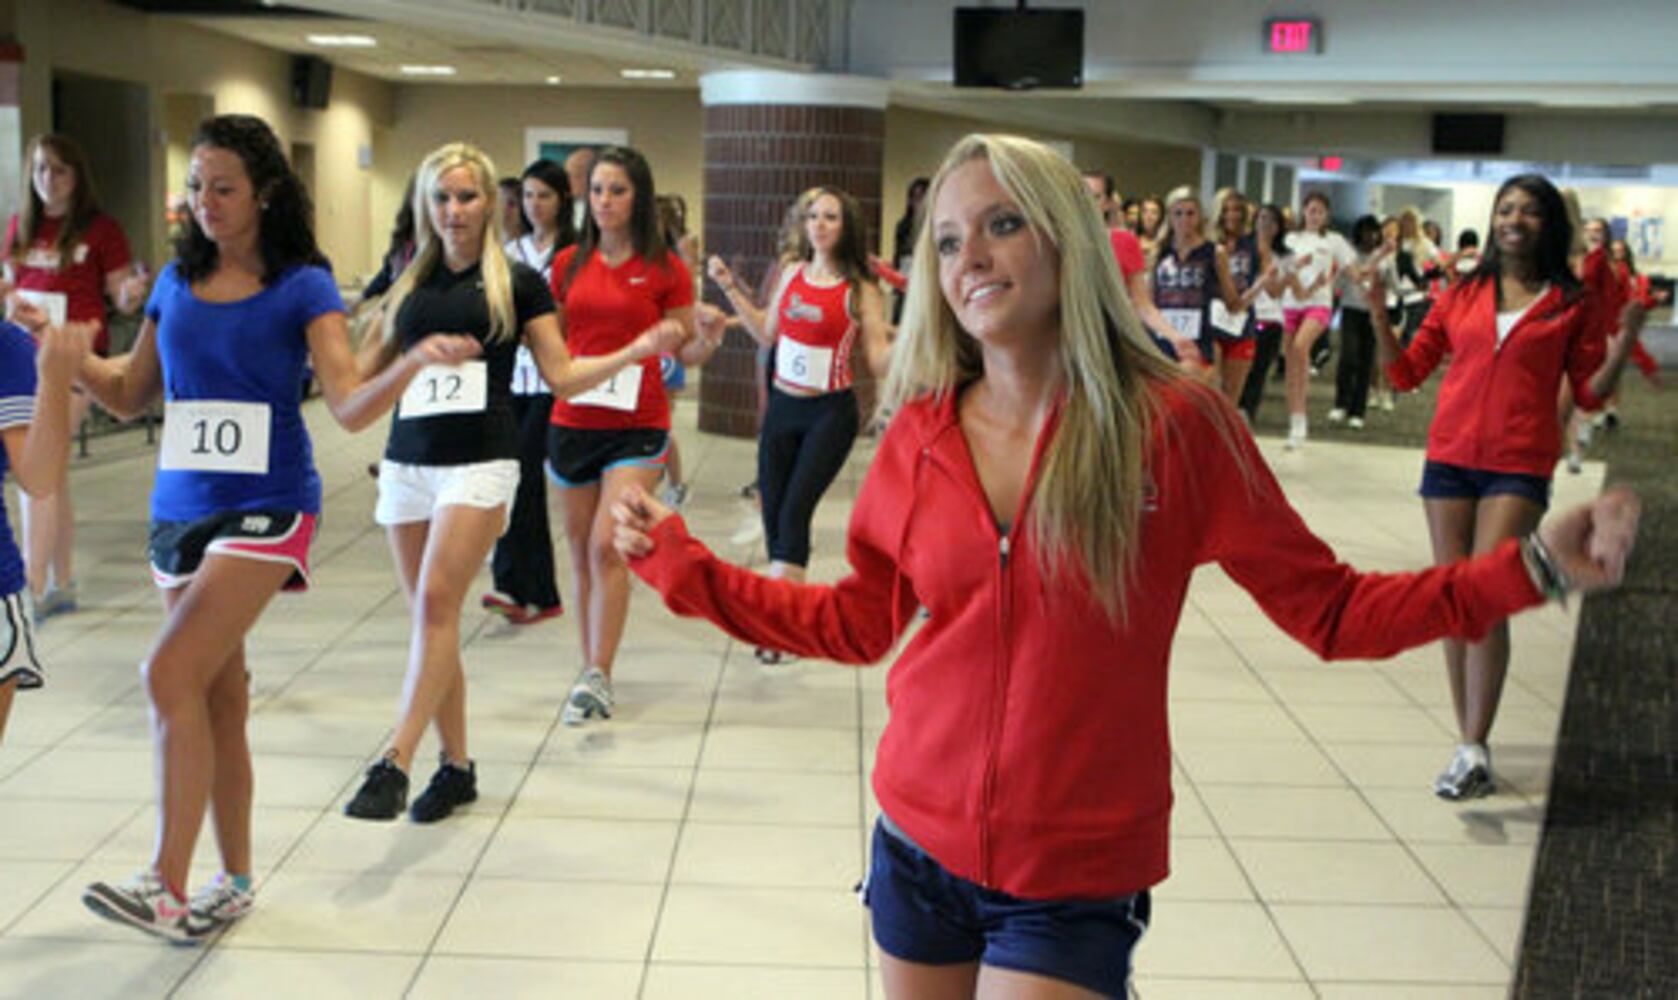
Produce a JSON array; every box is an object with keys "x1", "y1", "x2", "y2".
[
  {"x1": 400, "y1": 361, "x2": 488, "y2": 419},
  {"x1": 160, "y1": 400, "x2": 272, "y2": 475},
  {"x1": 570, "y1": 363, "x2": 643, "y2": 412},
  {"x1": 775, "y1": 338, "x2": 834, "y2": 391}
]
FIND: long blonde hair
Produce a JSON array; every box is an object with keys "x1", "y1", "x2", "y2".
[
  {"x1": 381, "y1": 142, "x2": 517, "y2": 347},
  {"x1": 882, "y1": 134, "x2": 1189, "y2": 618}
]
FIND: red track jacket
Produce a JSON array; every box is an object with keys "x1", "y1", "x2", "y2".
[{"x1": 632, "y1": 382, "x2": 1542, "y2": 899}]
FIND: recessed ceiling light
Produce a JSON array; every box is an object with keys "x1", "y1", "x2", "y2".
[
  {"x1": 306, "y1": 33, "x2": 377, "y2": 47},
  {"x1": 620, "y1": 68, "x2": 676, "y2": 80},
  {"x1": 546, "y1": 75, "x2": 563, "y2": 85},
  {"x1": 400, "y1": 65, "x2": 458, "y2": 76}
]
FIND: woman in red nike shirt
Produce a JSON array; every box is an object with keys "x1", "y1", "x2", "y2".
[
  {"x1": 547, "y1": 147, "x2": 699, "y2": 725},
  {"x1": 4, "y1": 134, "x2": 149, "y2": 619},
  {"x1": 610, "y1": 136, "x2": 1640, "y2": 999},
  {"x1": 1377, "y1": 175, "x2": 1644, "y2": 801}
]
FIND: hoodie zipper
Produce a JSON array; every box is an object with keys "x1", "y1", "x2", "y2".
[{"x1": 980, "y1": 527, "x2": 1012, "y2": 883}]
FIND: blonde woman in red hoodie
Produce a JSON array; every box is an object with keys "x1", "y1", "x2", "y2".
[{"x1": 610, "y1": 135, "x2": 1640, "y2": 1000}]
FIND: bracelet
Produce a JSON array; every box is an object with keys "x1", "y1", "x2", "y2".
[{"x1": 1520, "y1": 533, "x2": 1572, "y2": 606}]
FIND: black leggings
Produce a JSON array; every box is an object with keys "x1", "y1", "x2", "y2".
[
  {"x1": 759, "y1": 387, "x2": 859, "y2": 567},
  {"x1": 490, "y1": 393, "x2": 561, "y2": 609},
  {"x1": 1239, "y1": 321, "x2": 1284, "y2": 421},
  {"x1": 1334, "y1": 309, "x2": 1376, "y2": 419}
]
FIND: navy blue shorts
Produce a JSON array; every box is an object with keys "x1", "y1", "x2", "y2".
[
  {"x1": 862, "y1": 819, "x2": 1151, "y2": 996},
  {"x1": 1419, "y1": 460, "x2": 1550, "y2": 510}
]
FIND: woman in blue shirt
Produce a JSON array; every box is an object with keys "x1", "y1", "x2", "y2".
[{"x1": 74, "y1": 115, "x2": 479, "y2": 944}]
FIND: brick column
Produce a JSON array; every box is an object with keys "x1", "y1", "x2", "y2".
[{"x1": 698, "y1": 72, "x2": 888, "y2": 438}]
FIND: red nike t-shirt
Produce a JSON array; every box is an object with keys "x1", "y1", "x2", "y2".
[
  {"x1": 5, "y1": 212, "x2": 132, "y2": 353},
  {"x1": 550, "y1": 247, "x2": 693, "y2": 430}
]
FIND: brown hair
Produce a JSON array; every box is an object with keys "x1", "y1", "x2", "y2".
[{"x1": 10, "y1": 134, "x2": 104, "y2": 268}]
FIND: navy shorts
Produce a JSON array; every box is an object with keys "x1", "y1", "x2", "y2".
[
  {"x1": 863, "y1": 819, "x2": 1151, "y2": 997},
  {"x1": 545, "y1": 425, "x2": 669, "y2": 488},
  {"x1": 1419, "y1": 460, "x2": 1550, "y2": 510}
]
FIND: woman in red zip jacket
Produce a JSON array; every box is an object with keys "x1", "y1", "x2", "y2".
[
  {"x1": 1376, "y1": 175, "x2": 1645, "y2": 802},
  {"x1": 614, "y1": 137, "x2": 1640, "y2": 999}
]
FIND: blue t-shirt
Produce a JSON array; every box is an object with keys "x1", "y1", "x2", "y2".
[
  {"x1": 147, "y1": 262, "x2": 344, "y2": 521},
  {"x1": 0, "y1": 323, "x2": 36, "y2": 596}
]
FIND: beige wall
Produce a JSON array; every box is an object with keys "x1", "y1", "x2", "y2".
[
  {"x1": 881, "y1": 106, "x2": 1202, "y2": 256},
  {"x1": 5, "y1": 0, "x2": 393, "y2": 276},
  {"x1": 373, "y1": 85, "x2": 705, "y2": 282}
]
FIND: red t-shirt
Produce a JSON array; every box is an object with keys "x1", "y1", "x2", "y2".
[
  {"x1": 5, "y1": 212, "x2": 132, "y2": 351},
  {"x1": 1108, "y1": 228, "x2": 1145, "y2": 279},
  {"x1": 550, "y1": 246, "x2": 694, "y2": 430}
]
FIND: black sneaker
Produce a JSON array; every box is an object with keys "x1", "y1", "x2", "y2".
[
  {"x1": 345, "y1": 758, "x2": 409, "y2": 820},
  {"x1": 409, "y1": 757, "x2": 477, "y2": 823}
]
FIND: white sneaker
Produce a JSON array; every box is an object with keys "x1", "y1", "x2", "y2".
[
  {"x1": 83, "y1": 869, "x2": 204, "y2": 944},
  {"x1": 189, "y1": 874, "x2": 254, "y2": 934},
  {"x1": 1347, "y1": 416, "x2": 1365, "y2": 430},
  {"x1": 1566, "y1": 451, "x2": 1584, "y2": 475},
  {"x1": 1434, "y1": 744, "x2": 1494, "y2": 800},
  {"x1": 562, "y1": 667, "x2": 614, "y2": 725},
  {"x1": 1379, "y1": 390, "x2": 1396, "y2": 411},
  {"x1": 660, "y1": 482, "x2": 690, "y2": 509},
  {"x1": 1326, "y1": 407, "x2": 1347, "y2": 424}
]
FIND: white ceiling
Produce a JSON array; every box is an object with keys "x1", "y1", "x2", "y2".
[{"x1": 191, "y1": 14, "x2": 703, "y2": 88}]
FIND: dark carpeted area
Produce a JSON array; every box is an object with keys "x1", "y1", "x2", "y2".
[{"x1": 1246, "y1": 335, "x2": 1676, "y2": 998}]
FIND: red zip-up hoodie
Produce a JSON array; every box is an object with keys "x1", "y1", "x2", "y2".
[
  {"x1": 1386, "y1": 278, "x2": 1605, "y2": 478},
  {"x1": 632, "y1": 381, "x2": 1541, "y2": 900}
]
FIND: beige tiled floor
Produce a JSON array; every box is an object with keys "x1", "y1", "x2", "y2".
[{"x1": 0, "y1": 396, "x2": 1601, "y2": 998}]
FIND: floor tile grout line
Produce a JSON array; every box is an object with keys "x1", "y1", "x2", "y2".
[
  {"x1": 632, "y1": 632, "x2": 732, "y2": 1000},
  {"x1": 1202, "y1": 611, "x2": 1531, "y2": 982}
]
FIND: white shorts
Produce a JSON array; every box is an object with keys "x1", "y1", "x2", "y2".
[
  {"x1": 1, "y1": 592, "x2": 44, "y2": 691},
  {"x1": 374, "y1": 459, "x2": 519, "y2": 531}
]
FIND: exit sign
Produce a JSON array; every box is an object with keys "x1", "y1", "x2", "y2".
[{"x1": 1265, "y1": 17, "x2": 1323, "y2": 54}]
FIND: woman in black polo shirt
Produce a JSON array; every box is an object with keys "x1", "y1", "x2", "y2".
[{"x1": 345, "y1": 143, "x2": 681, "y2": 823}]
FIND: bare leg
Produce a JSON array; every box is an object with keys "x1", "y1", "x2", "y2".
[
  {"x1": 382, "y1": 503, "x2": 505, "y2": 771},
  {"x1": 1458, "y1": 494, "x2": 1546, "y2": 744},
  {"x1": 879, "y1": 952, "x2": 980, "y2": 1000},
  {"x1": 0, "y1": 677, "x2": 16, "y2": 745},
  {"x1": 558, "y1": 481, "x2": 603, "y2": 667},
  {"x1": 978, "y1": 965, "x2": 1108, "y2": 999},
  {"x1": 147, "y1": 556, "x2": 292, "y2": 893},
  {"x1": 1285, "y1": 316, "x2": 1330, "y2": 420},
  {"x1": 583, "y1": 463, "x2": 664, "y2": 678},
  {"x1": 1219, "y1": 344, "x2": 1254, "y2": 407},
  {"x1": 1424, "y1": 497, "x2": 1478, "y2": 734}
]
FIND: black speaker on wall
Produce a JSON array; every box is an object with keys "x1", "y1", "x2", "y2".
[
  {"x1": 291, "y1": 55, "x2": 333, "y2": 110},
  {"x1": 1431, "y1": 113, "x2": 1504, "y2": 155}
]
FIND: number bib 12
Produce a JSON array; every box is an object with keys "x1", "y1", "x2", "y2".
[
  {"x1": 400, "y1": 361, "x2": 488, "y2": 419},
  {"x1": 570, "y1": 363, "x2": 643, "y2": 412},
  {"x1": 160, "y1": 400, "x2": 272, "y2": 475},
  {"x1": 775, "y1": 338, "x2": 834, "y2": 391}
]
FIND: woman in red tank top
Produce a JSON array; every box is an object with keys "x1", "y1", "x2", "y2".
[{"x1": 707, "y1": 187, "x2": 891, "y2": 661}]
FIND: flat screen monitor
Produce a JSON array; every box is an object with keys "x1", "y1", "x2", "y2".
[{"x1": 954, "y1": 8, "x2": 1084, "y2": 90}]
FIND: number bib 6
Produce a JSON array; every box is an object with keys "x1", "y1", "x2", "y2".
[
  {"x1": 775, "y1": 338, "x2": 834, "y2": 392},
  {"x1": 570, "y1": 363, "x2": 643, "y2": 412},
  {"x1": 160, "y1": 400, "x2": 272, "y2": 475},
  {"x1": 400, "y1": 361, "x2": 488, "y2": 419}
]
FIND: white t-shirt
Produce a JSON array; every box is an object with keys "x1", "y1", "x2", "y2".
[
  {"x1": 1398, "y1": 237, "x2": 1441, "y2": 304},
  {"x1": 1282, "y1": 230, "x2": 1357, "y2": 310},
  {"x1": 1495, "y1": 285, "x2": 1548, "y2": 348},
  {"x1": 504, "y1": 235, "x2": 557, "y2": 396}
]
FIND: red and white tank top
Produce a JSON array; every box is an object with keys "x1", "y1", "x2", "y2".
[{"x1": 773, "y1": 266, "x2": 856, "y2": 394}]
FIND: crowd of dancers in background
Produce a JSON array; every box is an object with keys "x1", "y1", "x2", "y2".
[{"x1": 0, "y1": 115, "x2": 1652, "y2": 997}]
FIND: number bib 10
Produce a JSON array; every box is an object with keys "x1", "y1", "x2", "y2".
[
  {"x1": 160, "y1": 400, "x2": 272, "y2": 474},
  {"x1": 400, "y1": 361, "x2": 488, "y2": 419},
  {"x1": 775, "y1": 338, "x2": 834, "y2": 391},
  {"x1": 570, "y1": 363, "x2": 643, "y2": 412}
]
